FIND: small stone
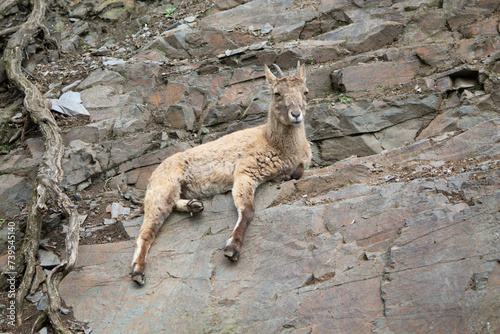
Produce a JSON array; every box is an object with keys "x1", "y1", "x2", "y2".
[
  {"x1": 38, "y1": 249, "x2": 61, "y2": 268},
  {"x1": 424, "y1": 78, "x2": 435, "y2": 89},
  {"x1": 103, "y1": 57, "x2": 126, "y2": 66},
  {"x1": 416, "y1": 165, "x2": 430, "y2": 172},
  {"x1": 37, "y1": 295, "x2": 47, "y2": 311},
  {"x1": 77, "y1": 181, "x2": 92, "y2": 192},
  {"x1": 454, "y1": 77, "x2": 477, "y2": 89},
  {"x1": 111, "y1": 202, "x2": 130, "y2": 218},
  {"x1": 170, "y1": 129, "x2": 189, "y2": 139},
  {"x1": 249, "y1": 41, "x2": 267, "y2": 51},
  {"x1": 51, "y1": 91, "x2": 89, "y2": 116},
  {"x1": 61, "y1": 307, "x2": 71, "y2": 315},
  {"x1": 436, "y1": 76, "x2": 453, "y2": 91},
  {"x1": 430, "y1": 161, "x2": 445, "y2": 168},
  {"x1": 85, "y1": 35, "x2": 97, "y2": 47},
  {"x1": 9, "y1": 5, "x2": 19, "y2": 14},
  {"x1": 261, "y1": 23, "x2": 273, "y2": 34},
  {"x1": 104, "y1": 218, "x2": 116, "y2": 225},
  {"x1": 49, "y1": 82, "x2": 62, "y2": 90},
  {"x1": 26, "y1": 291, "x2": 43, "y2": 304},
  {"x1": 39, "y1": 327, "x2": 48, "y2": 334},
  {"x1": 123, "y1": 191, "x2": 142, "y2": 205},
  {"x1": 184, "y1": 15, "x2": 196, "y2": 23},
  {"x1": 96, "y1": 45, "x2": 108, "y2": 53},
  {"x1": 116, "y1": 47, "x2": 127, "y2": 56},
  {"x1": 480, "y1": 164, "x2": 490, "y2": 171},
  {"x1": 73, "y1": 192, "x2": 84, "y2": 201},
  {"x1": 89, "y1": 201, "x2": 100, "y2": 210},
  {"x1": 39, "y1": 238, "x2": 50, "y2": 246},
  {"x1": 461, "y1": 90, "x2": 474, "y2": 100},
  {"x1": 62, "y1": 80, "x2": 82, "y2": 92},
  {"x1": 88, "y1": 226, "x2": 107, "y2": 233}
]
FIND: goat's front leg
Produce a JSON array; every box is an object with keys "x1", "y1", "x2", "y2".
[{"x1": 224, "y1": 174, "x2": 257, "y2": 262}]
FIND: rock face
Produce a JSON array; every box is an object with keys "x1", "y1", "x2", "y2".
[
  {"x1": 0, "y1": 0, "x2": 499, "y2": 332},
  {"x1": 59, "y1": 119, "x2": 500, "y2": 333}
]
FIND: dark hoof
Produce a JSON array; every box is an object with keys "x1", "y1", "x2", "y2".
[
  {"x1": 188, "y1": 199, "x2": 204, "y2": 213},
  {"x1": 223, "y1": 246, "x2": 240, "y2": 262},
  {"x1": 132, "y1": 272, "x2": 146, "y2": 286}
]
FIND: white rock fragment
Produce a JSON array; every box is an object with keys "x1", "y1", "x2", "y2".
[
  {"x1": 51, "y1": 91, "x2": 90, "y2": 117},
  {"x1": 184, "y1": 15, "x2": 197, "y2": 23},
  {"x1": 104, "y1": 218, "x2": 116, "y2": 225},
  {"x1": 103, "y1": 57, "x2": 127, "y2": 66},
  {"x1": 261, "y1": 23, "x2": 273, "y2": 34},
  {"x1": 111, "y1": 202, "x2": 131, "y2": 219}
]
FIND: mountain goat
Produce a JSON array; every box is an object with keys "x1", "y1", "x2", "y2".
[{"x1": 131, "y1": 62, "x2": 311, "y2": 285}]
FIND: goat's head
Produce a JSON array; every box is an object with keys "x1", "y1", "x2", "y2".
[{"x1": 264, "y1": 62, "x2": 308, "y2": 127}]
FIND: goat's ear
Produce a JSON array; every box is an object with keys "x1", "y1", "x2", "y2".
[
  {"x1": 264, "y1": 64, "x2": 277, "y2": 85},
  {"x1": 299, "y1": 63, "x2": 306, "y2": 82}
]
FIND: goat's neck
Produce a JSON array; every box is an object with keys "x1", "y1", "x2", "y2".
[{"x1": 265, "y1": 113, "x2": 306, "y2": 152}]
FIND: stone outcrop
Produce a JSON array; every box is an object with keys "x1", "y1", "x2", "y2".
[{"x1": 59, "y1": 119, "x2": 500, "y2": 333}]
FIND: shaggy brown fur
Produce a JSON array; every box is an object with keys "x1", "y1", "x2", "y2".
[{"x1": 131, "y1": 63, "x2": 311, "y2": 285}]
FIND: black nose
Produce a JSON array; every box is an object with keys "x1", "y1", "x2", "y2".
[{"x1": 291, "y1": 112, "x2": 301, "y2": 118}]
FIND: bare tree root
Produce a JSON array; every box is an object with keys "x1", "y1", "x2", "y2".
[
  {"x1": 4, "y1": 0, "x2": 51, "y2": 323},
  {"x1": 2, "y1": 0, "x2": 82, "y2": 332},
  {"x1": 13, "y1": 190, "x2": 43, "y2": 325},
  {"x1": 45, "y1": 213, "x2": 84, "y2": 333},
  {"x1": 0, "y1": 25, "x2": 20, "y2": 37}
]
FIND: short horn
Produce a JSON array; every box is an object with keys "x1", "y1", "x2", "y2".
[
  {"x1": 272, "y1": 64, "x2": 284, "y2": 78},
  {"x1": 297, "y1": 61, "x2": 301, "y2": 76}
]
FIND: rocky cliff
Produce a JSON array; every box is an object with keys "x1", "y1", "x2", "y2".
[{"x1": 0, "y1": 0, "x2": 499, "y2": 332}]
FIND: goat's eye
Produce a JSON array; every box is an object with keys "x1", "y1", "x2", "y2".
[{"x1": 274, "y1": 92, "x2": 281, "y2": 98}]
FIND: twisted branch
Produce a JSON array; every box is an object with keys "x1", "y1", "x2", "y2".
[
  {"x1": 2, "y1": 0, "x2": 82, "y2": 332},
  {"x1": 0, "y1": 25, "x2": 20, "y2": 37}
]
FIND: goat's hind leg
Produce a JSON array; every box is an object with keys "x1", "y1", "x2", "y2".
[
  {"x1": 174, "y1": 199, "x2": 204, "y2": 214},
  {"x1": 131, "y1": 182, "x2": 180, "y2": 285}
]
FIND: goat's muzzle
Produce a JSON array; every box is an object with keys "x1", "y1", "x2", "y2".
[{"x1": 290, "y1": 111, "x2": 303, "y2": 126}]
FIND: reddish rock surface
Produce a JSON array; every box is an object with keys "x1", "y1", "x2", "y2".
[{"x1": 338, "y1": 61, "x2": 422, "y2": 92}]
